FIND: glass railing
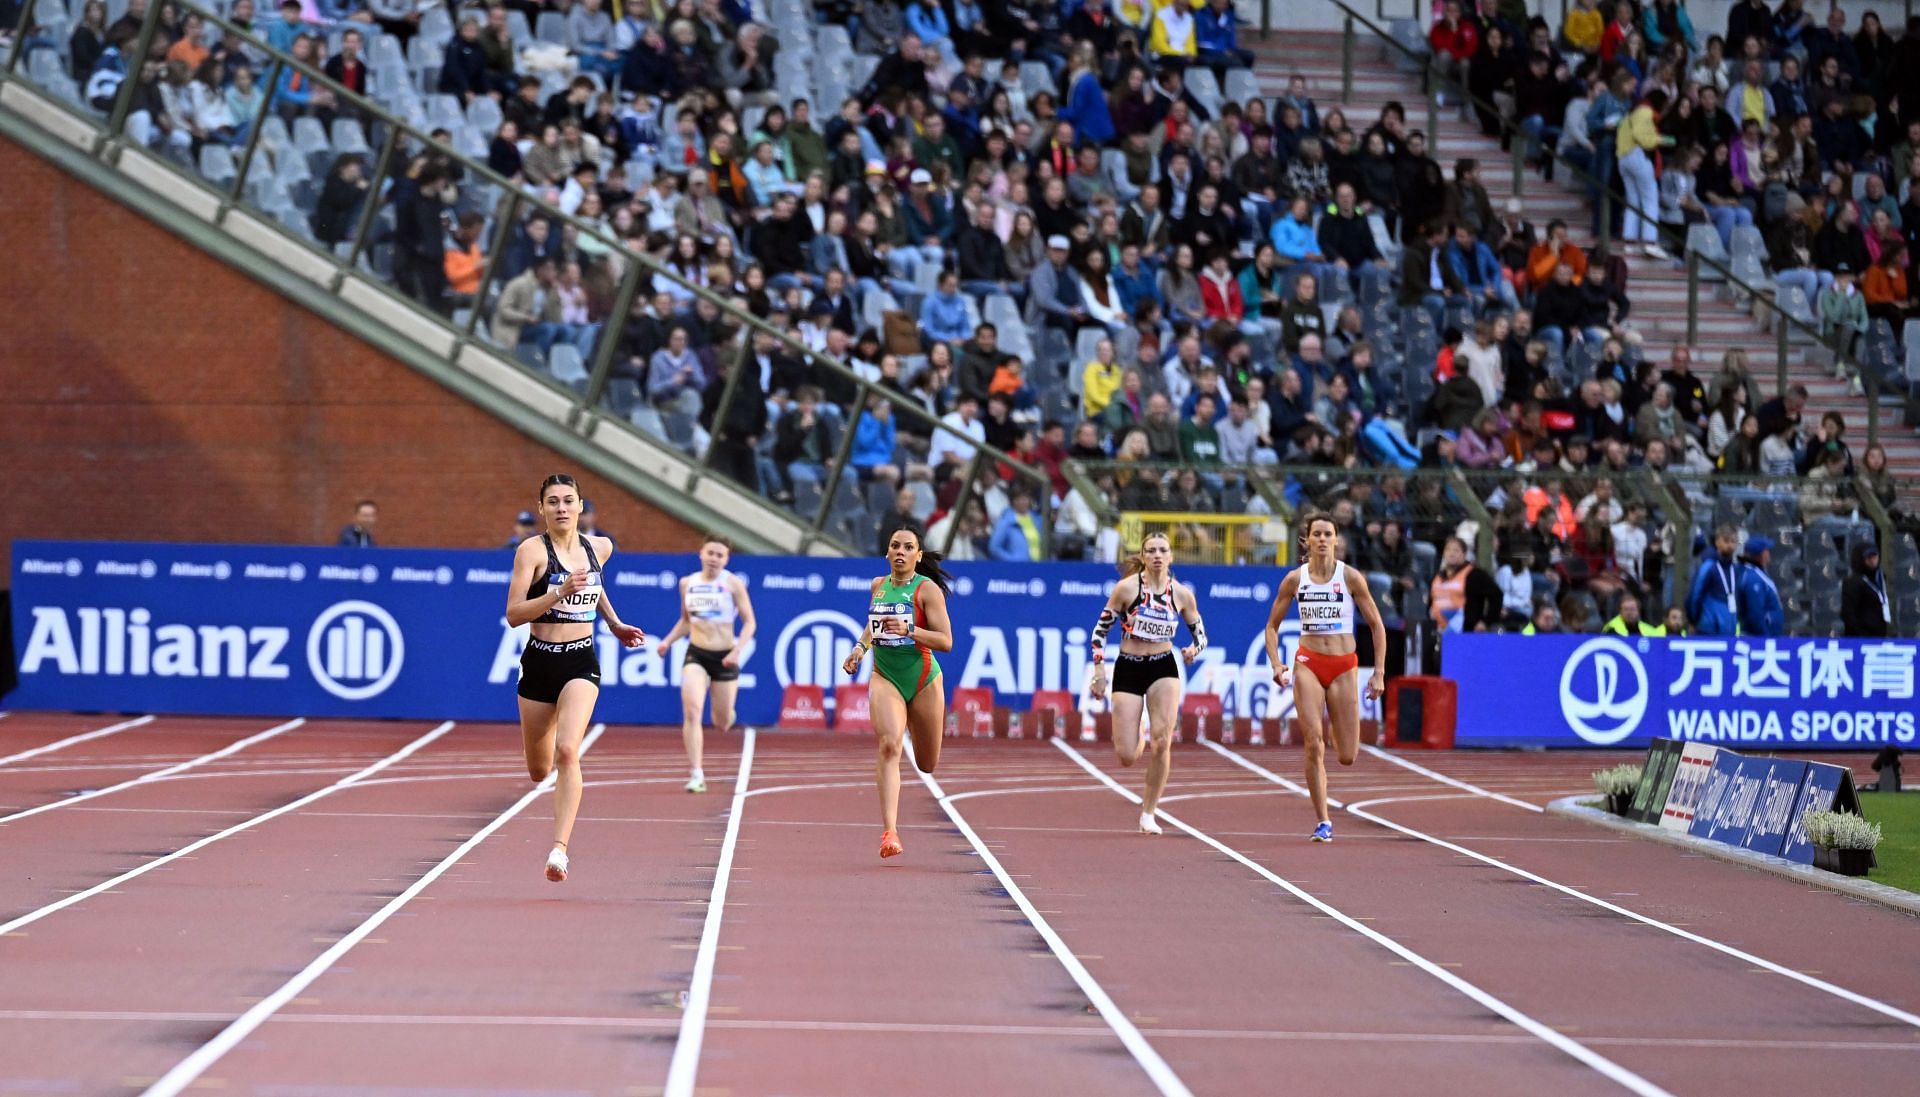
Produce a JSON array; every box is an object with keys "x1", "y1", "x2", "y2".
[
  {"x1": 0, "y1": 0, "x2": 1054, "y2": 558},
  {"x1": 1323, "y1": 0, "x2": 1898, "y2": 451}
]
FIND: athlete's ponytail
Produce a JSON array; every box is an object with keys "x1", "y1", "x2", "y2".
[{"x1": 914, "y1": 550, "x2": 955, "y2": 595}]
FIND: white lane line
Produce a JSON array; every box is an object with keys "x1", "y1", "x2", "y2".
[
  {"x1": 1054, "y1": 739, "x2": 1677, "y2": 1097},
  {"x1": 140, "y1": 724, "x2": 605, "y2": 1097},
  {"x1": 1201, "y1": 736, "x2": 1920, "y2": 1032},
  {"x1": 1358, "y1": 744, "x2": 1546, "y2": 812},
  {"x1": 0, "y1": 715, "x2": 155, "y2": 768},
  {"x1": 1342, "y1": 794, "x2": 1920, "y2": 1030},
  {"x1": 9, "y1": 1008, "x2": 1920, "y2": 1052},
  {"x1": 661, "y1": 727, "x2": 757, "y2": 1097},
  {"x1": 1198, "y1": 738, "x2": 1337, "y2": 805},
  {"x1": 912, "y1": 742, "x2": 1196, "y2": 1097},
  {"x1": 0, "y1": 719, "x2": 306, "y2": 824},
  {"x1": 0, "y1": 722, "x2": 455, "y2": 937}
]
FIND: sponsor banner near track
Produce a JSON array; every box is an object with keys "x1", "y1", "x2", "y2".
[
  {"x1": 1447, "y1": 634, "x2": 1919, "y2": 749},
  {"x1": 1779, "y1": 763, "x2": 1855, "y2": 865},
  {"x1": 1657, "y1": 743, "x2": 1720, "y2": 831},
  {"x1": 7, "y1": 541, "x2": 1330, "y2": 726}
]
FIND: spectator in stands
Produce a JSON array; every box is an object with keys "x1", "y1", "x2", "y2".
[
  {"x1": 1430, "y1": 536, "x2": 1502, "y2": 632},
  {"x1": 1446, "y1": 224, "x2": 1517, "y2": 315},
  {"x1": 337, "y1": 499, "x2": 377, "y2": 548},
  {"x1": 1799, "y1": 439, "x2": 1855, "y2": 520},
  {"x1": 990, "y1": 488, "x2": 1044, "y2": 561},
  {"x1": 1842, "y1": 541, "x2": 1892, "y2": 637},
  {"x1": 1736, "y1": 535, "x2": 1786, "y2": 636},
  {"x1": 1687, "y1": 525, "x2": 1744, "y2": 635},
  {"x1": 919, "y1": 270, "x2": 973, "y2": 346}
]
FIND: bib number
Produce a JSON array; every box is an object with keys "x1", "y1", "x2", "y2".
[
  {"x1": 871, "y1": 601, "x2": 914, "y2": 646},
  {"x1": 687, "y1": 591, "x2": 726, "y2": 618}
]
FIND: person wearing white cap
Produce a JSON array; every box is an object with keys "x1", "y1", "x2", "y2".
[
  {"x1": 897, "y1": 166, "x2": 953, "y2": 278},
  {"x1": 1028, "y1": 233, "x2": 1089, "y2": 334}
]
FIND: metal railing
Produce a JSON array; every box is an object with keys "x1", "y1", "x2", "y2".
[
  {"x1": 0, "y1": 0, "x2": 1057, "y2": 559},
  {"x1": 1325, "y1": 0, "x2": 1893, "y2": 451}
]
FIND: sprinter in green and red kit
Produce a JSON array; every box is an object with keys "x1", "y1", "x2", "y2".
[{"x1": 841, "y1": 525, "x2": 955, "y2": 859}]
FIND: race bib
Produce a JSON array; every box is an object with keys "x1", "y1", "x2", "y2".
[
  {"x1": 687, "y1": 590, "x2": 727, "y2": 618},
  {"x1": 1131, "y1": 609, "x2": 1178, "y2": 642},
  {"x1": 870, "y1": 601, "x2": 915, "y2": 646}
]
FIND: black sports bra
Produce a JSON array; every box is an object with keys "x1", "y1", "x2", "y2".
[{"x1": 527, "y1": 534, "x2": 603, "y2": 624}]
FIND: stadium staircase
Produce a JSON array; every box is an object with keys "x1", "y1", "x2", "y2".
[
  {"x1": 1254, "y1": 27, "x2": 1920, "y2": 478},
  {"x1": 0, "y1": 2, "x2": 869, "y2": 557}
]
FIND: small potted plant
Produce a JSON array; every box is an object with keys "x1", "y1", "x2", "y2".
[
  {"x1": 1592, "y1": 763, "x2": 1642, "y2": 816},
  {"x1": 1802, "y1": 809, "x2": 1882, "y2": 876}
]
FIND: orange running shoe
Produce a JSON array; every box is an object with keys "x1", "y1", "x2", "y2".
[{"x1": 879, "y1": 830, "x2": 904, "y2": 858}]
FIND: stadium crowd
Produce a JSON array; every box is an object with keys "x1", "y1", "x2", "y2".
[{"x1": 13, "y1": 0, "x2": 1915, "y2": 638}]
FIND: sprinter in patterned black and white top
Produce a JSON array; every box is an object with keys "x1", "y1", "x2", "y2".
[
  {"x1": 1263, "y1": 512, "x2": 1388, "y2": 844},
  {"x1": 656, "y1": 535, "x2": 756, "y2": 793},
  {"x1": 506, "y1": 474, "x2": 646, "y2": 883}
]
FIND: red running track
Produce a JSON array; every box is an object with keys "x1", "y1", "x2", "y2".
[{"x1": 0, "y1": 711, "x2": 1916, "y2": 1097}]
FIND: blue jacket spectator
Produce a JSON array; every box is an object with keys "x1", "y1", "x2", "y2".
[
  {"x1": 1062, "y1": 68, "x2": 1115, "y2": 145},
  {"x1": 1444, "y1": 234, "x2": 1504, "y2": 294},
  {"x1": 1686, "y1": 536, "x2": 1744, "y2": 636},
  {"x1": 850, "y1": 401, "x2": 899, "y2": 474},
  {"x1": 1271, "y1": 210, "x2": 1320, "y2": 264},
  {"x1": 1194, "y1": 0, "x2": 1247, "y2": 66},
  {"x1": 990, "y1": 496, "x2": 1043, "y2": 561},
  {"x1": 904, "y1": 0, "x2": 954, "y2": 59},
  {"x1": 1640, "y1": 2, "x2": 1699, "y2": 54},
  {"x1": 919, "y1": 277, "x2": 974, "y2": 345},
  {"x1": 264, "y1": 4, "x2": 311, "y2": 55},
  {"x1": 1738, "y1": 538, "x2": 1786, "y2": 637},
  {"x1": 1114, "y1": 258, "x2": 1159, "y2": 318}
]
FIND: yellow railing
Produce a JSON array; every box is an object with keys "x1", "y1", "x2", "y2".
[{"x1": 1117, "y1": 513, "x2": 1287, "y2": 565}]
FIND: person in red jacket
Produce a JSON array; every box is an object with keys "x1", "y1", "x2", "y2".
[
  {"x1": 1198, "y1": 251, "x2": 1246, "y2": 324},
  {"x1": 1428, "y1": 0, "x2": 1479, "y2": 104}
]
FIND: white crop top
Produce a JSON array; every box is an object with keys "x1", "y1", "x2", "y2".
[
  {"x1": 684, "y1": 571, "x2": 738, "y2": 625},
  {"x1": 1297, "y1": 564, "x2": 1355, "y2": 636}
]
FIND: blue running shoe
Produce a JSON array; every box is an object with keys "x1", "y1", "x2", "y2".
[{"x1": 1311, "y1": 821, "x2": 1334, "y2": 842}]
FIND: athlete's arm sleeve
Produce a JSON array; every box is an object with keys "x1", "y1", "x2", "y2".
[
  {"x1": 1090, "y1": 607, "x2": 1118, "y2": 663},
  {"x1": 1185, "y1": 611, "x2": 1208, "y2": 653}
]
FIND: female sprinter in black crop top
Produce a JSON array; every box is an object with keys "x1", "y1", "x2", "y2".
[{"x1": 506, "y1": 474, "x2": 646, "y2": 882}]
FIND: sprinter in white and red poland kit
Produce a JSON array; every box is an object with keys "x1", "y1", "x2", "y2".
[{"x1": 1265, "y1": 512, "x2": 1388, "y2": 843}]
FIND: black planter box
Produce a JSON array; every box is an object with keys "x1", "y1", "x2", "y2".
[
  {"x1": 1814, "y1": 846, "x2": 1878, "y2": 876},
  {"x1": 1606, "y1": 791, "x2": 1634, "y2": 816}
]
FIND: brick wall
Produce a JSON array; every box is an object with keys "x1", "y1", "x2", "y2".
[{"x1": 0, "y1": 135, "x2": 704, "y2": 571}]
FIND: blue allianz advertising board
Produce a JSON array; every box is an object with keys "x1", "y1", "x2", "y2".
[
  {"x1": 1447, "y1": 634, "x2": 1918, "y2": 749},
  {"x1": 7, "y1": 541, "x2": 1327, "y2": 726}
]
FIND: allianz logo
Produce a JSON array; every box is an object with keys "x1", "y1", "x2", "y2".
[
  {"x1": 1058, "y1": 580, "x2": 1109, "y2": 597},
  {"x1": 1207, "y1": 582, "x2": 1273, "y2": 601},
  {"x1": 243, "y1": 563, "x2": 307, "y2": 582},
  {"x1": 20, "y1": 558, "x2": 84, "y2": 577},
  {"x1": 95, "y1": 560, "x2": 159, "y2": 579},
  {"x1": 466, "y1": 568, "x2": 512, "y2": 584},
  {"x1": 390, "y1": 566, "x2": 454, "y2": 585},
  {"x1": 987, "y1": 578, "x2": 1047, "y2": 597},
  {"x1": 613, "y1": 570, "x2": 680, "y2": 588},
  {"x1": 170, "y1": 561, "x2": 232, "y2": 580},
  {"x1": 762, "y1": 574, "x2": 822, "y2": 591},
  {"x1": 319, "y1": 564, "x2": 381, "y2": 583},
  {"x1": 19, "y1": 600, "x2": 404, "y2": 701}
]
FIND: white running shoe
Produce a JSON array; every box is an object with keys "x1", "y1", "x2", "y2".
[
  {"x1": 544, "y1": 846, "x2": 569, "y2": 882},
  {"x1": 1138, "y1": 812, "x2": 1163, "y2": 835},
  {"x1": 1644, "y1": 243, "x2": 1671, "y2": 261},
  {"x1": 684, "y1": 775, "x2": 708, "y2": 793}
]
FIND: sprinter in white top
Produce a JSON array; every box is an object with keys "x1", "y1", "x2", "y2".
[
  {"x1": 656, "y1": 535, "x2": 756, "y2": 793},
  {"x1": 1263, "y1": 512, "x2": 1388, "y2": 843},
  {"x1": 1089, "y1": 531, "x2": 1208, "y2": 835}
]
